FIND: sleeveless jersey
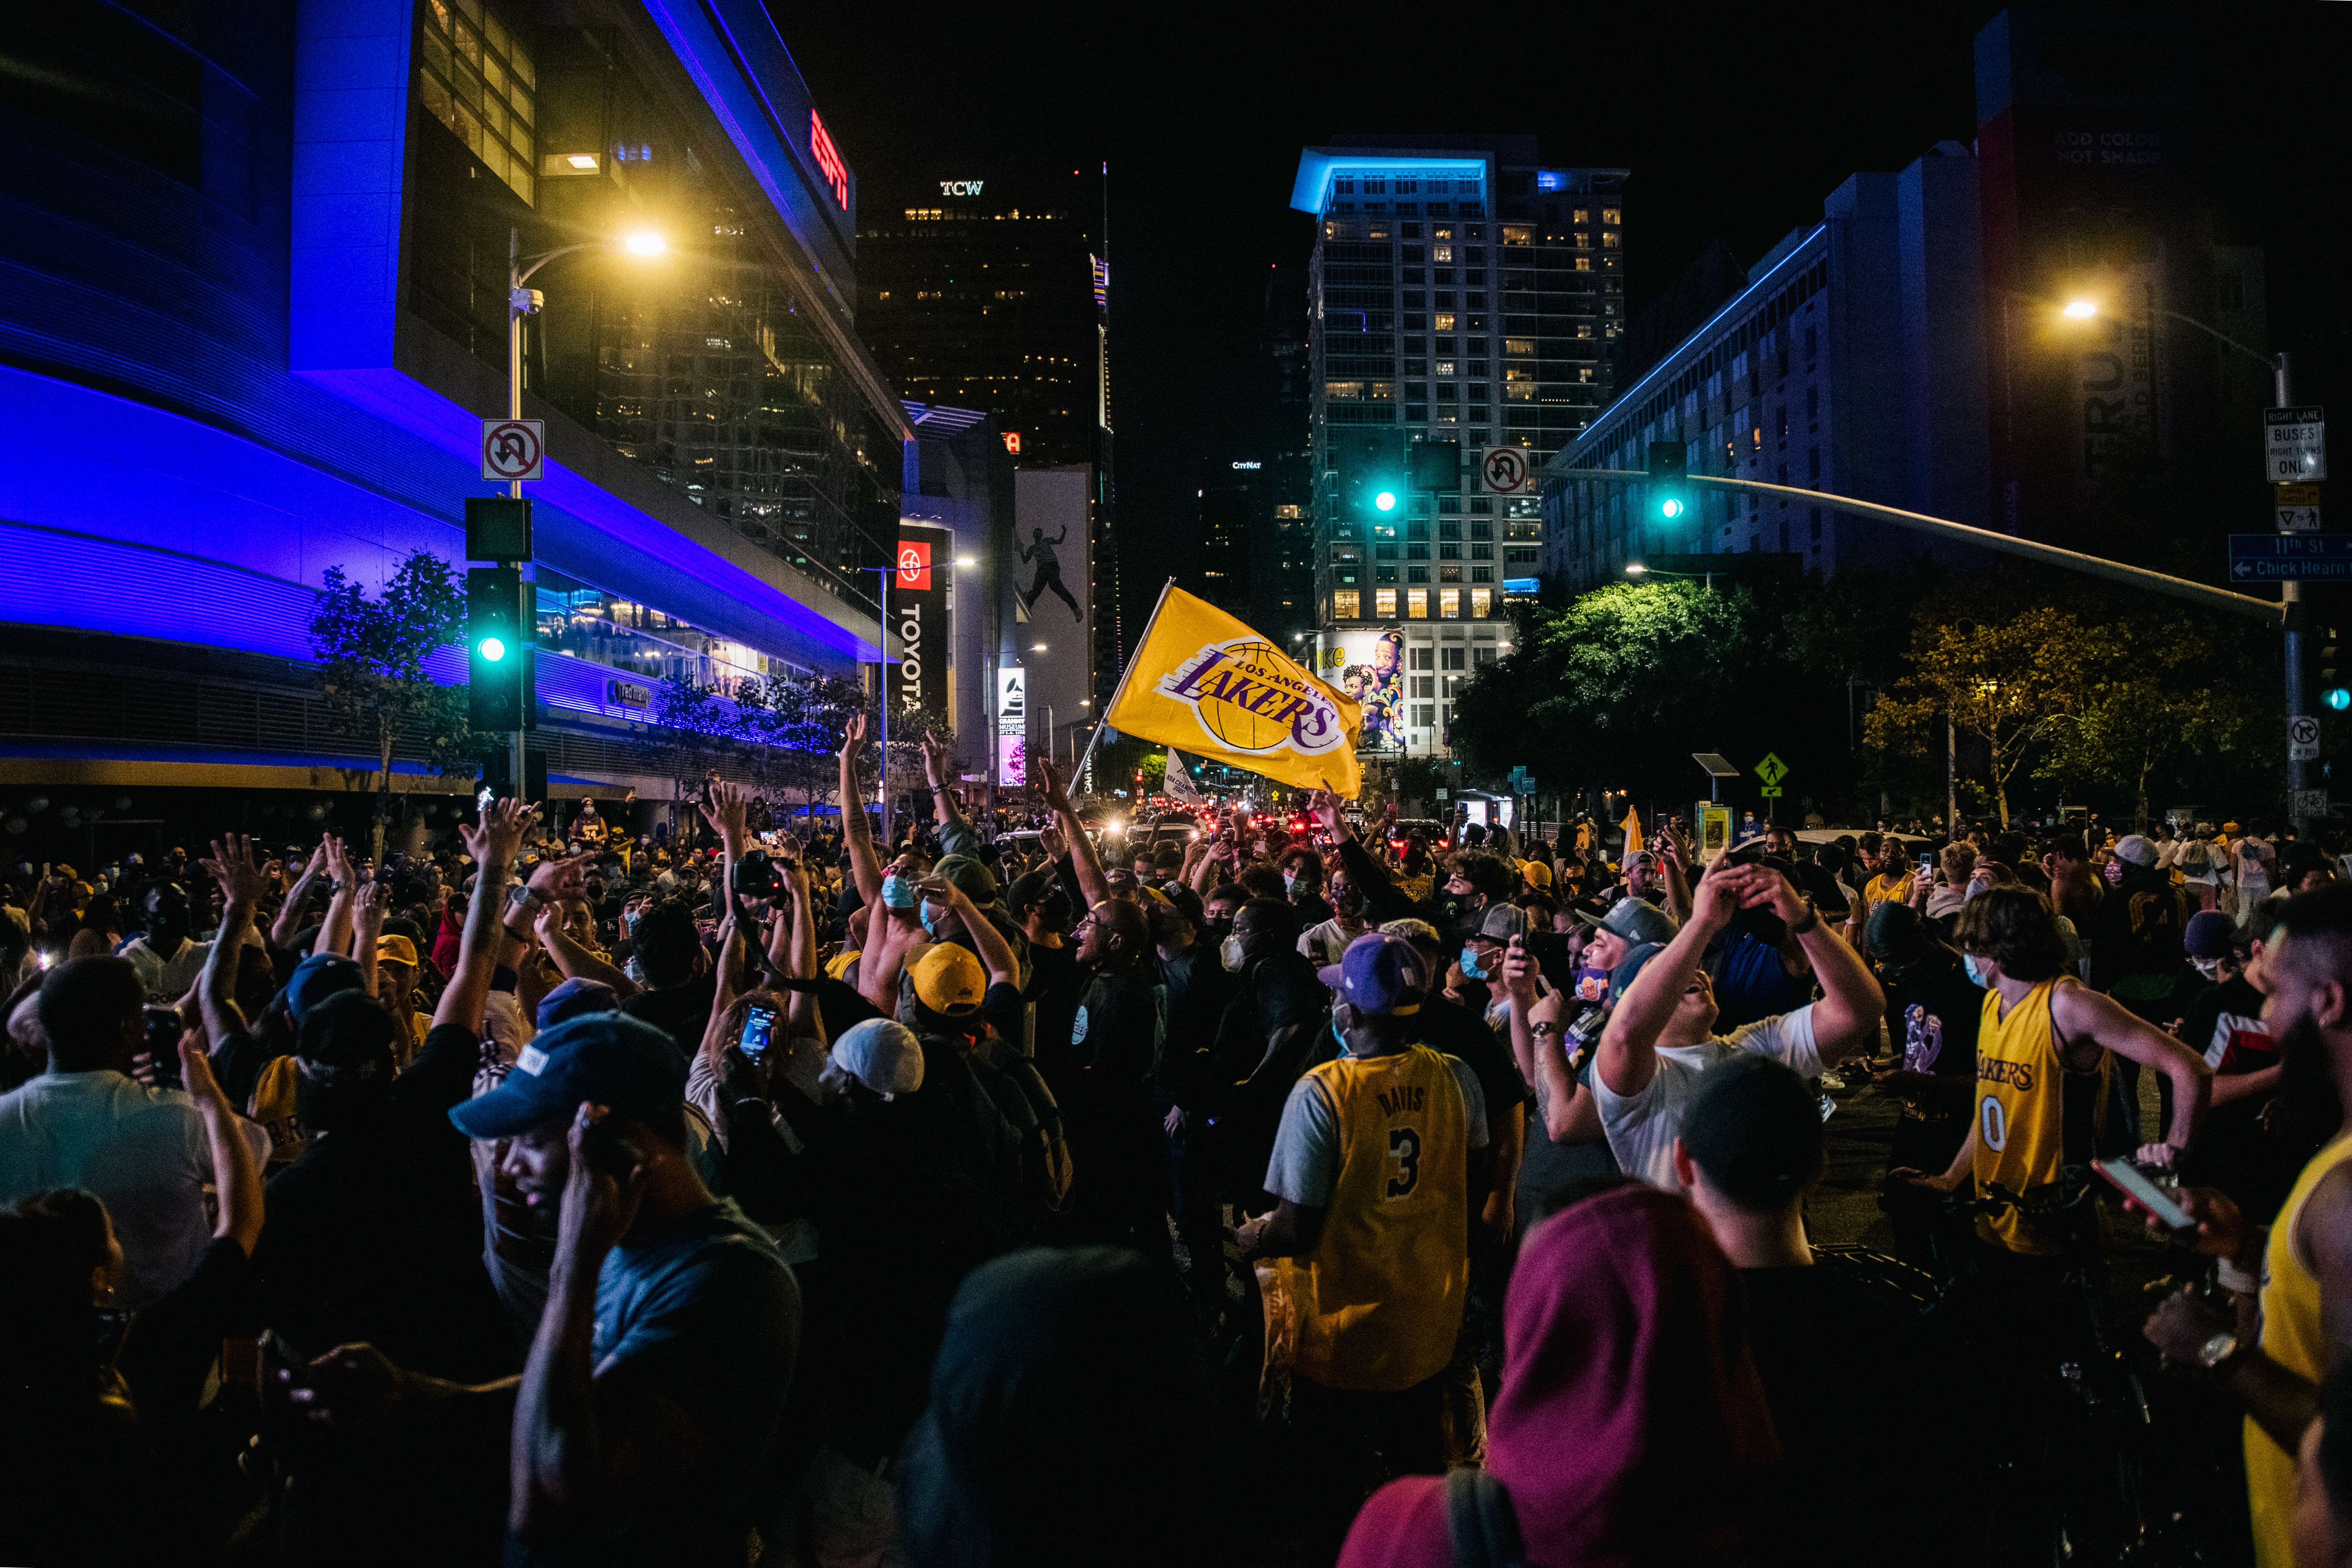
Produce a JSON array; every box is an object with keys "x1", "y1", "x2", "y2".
[
  {"x1": 1290, "y1": 1043, "x2": 1470, "y2": 1392},
  {"x1": 2248, "y1": 1134, "x2": 2352, "y2": 1568},
  {"x1": 1972, "y1": 980, "x2": 2107, "y2": 1254}
]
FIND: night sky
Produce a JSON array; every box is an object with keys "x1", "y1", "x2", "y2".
[{"x1": 778, "y1": 1, "x2": 2352, "y2": 636}]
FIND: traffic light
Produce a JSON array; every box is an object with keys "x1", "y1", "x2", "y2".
[
  {"x1": 1647, "y1": 440, "x2": 1691, "y2": 524},
  {"x1": 1409, "y1": 438, "x2": 1461, "y2": 492},
  {"x1": 467, "y1": 566, "x2": 526, "y2": 730},
  {"x1": 1333, "y1": 430, "x2": 1405, "y2": 522},
  {"x1": 2324, "y1": 625, "x2": 2348, "y2": 711}
]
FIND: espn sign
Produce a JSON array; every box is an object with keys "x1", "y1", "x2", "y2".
[{"x1": 809, "y1": 109, "x2": 848, "y2": 210}]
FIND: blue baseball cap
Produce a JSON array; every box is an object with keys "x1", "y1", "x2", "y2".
[
  {"x1": 448, "y1": 1011, "x2": 687, "y2": 1140},
  {"x1": 1316, "y1": 931, "x2": 1428, "y2": 1017},
  {"x1": 287, "y1": 953, "x2": 366, "y2": 1023},
  {"x1": 537, "y1": 976, "x2": 620, "y2": 1030}
]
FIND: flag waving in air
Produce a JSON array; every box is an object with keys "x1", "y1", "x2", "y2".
[
  {"x1": 1162, "y1": 747, "x2": 1208, "y2": 805},
  {"x1": 1102, "y1": 586, "x2": 1363, "y2": 797}
]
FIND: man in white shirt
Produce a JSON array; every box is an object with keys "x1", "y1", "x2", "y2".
[
  {"x1": 1592, "y1": 857, "x2": 1884, "y2": 1192},
  {"x1": 0, "y1": 956, "x2": 211, "y2": 1306},
  {"x1": 118, "y1": 879, "x2": 210, "y2": 1002}
]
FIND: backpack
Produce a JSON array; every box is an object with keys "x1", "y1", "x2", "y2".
[
  {"x1": 969, "y1": 1038, "x2": 1076, "y2": 1218},
  {"x1": 1445, "y1": 1469, "x2": 1527, "y2": 1568}
]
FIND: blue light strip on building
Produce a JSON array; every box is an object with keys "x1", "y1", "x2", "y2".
[{"x1": 1290, "y1": 154, "x2": 1488, "y2": 214}]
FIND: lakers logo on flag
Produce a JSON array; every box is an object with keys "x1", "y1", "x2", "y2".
[
  {"x1": 1100, "y1": 586, "x2": 1363, "y2": 796},
  {"x1": 1160, "y1": 639, "x2": 1349, "y2": 757}
]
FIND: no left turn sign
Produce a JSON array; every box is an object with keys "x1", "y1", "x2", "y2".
[{"x1": 482, "y1": 419, "x2": 546, "y2": 482}]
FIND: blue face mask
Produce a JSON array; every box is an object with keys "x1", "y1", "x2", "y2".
[
  {"x1": 1459, "y1": 945, "x2": 1489, "y2": 982},
  {"x1": 1330, "y1": 1010, "x2": 1349, "y2": 1057},
  {"x1": 880, "y1": 873, "x2": 917, "y2": 910},
  {"x1": 920, "y1": 901, "x2": 942, "y2": 936},
  {"x1": 1963, "y1": 952, "x2": 1990, "y2": 988}
]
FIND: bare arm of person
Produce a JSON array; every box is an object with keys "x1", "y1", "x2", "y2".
[
  {"x1": 270, "y1": 837, "x2": 332, "y2": 951},
  {"x1": 1596, "y1": 863, "x2": 1746, "y2": 1098},
  {"x1": 1750, "y1": 866, "x2": 1884, "y2": 1066},
  {"x1": 837, "y1": 714, "x2": 882, "y2": 906},
  {"x1": 2052, "y1": 978, "x2": 2211, "y2": 1163},
  {"x1": 1037, "y1": 758, "x2": 1111, "y2": 911},
  {"x1": 195, "y1": 834, "x2": 267, "y2": 1046},
  {"x1": 435, "y1": 801, "x2": 535, "y2": 1035},
  {"x1": 182, "y1": 1031, "x2": 263, "y2": 1254}
]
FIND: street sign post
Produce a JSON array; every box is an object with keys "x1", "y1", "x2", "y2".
[
  {"x1": 2278, "y1": 482, "x2": 2323, "y2": 533},
  {"x1": 2266, "y1": 407, "x2": 2326, "y2": 483},
  {"x1": 1754, "y1": 751, "x2": 1788, "y2": 804},
  {"x1": 2291, "y1": 714, "x2": 2321, "y2": 762},
  {"x1": 2294, "y1": 789, "x2": 2331, "y2": 821},
  {"x1": 482, "y1": 418, "x2": 546, "y2": 483},
  {"x1": 2229, "y1": 534, "x2": 2352, "y2": 583}
]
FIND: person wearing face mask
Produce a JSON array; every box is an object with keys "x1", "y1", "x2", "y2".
[
  {"x1": 1008, "y1": 870, "x2": 1081, "y2": 1073},
  {"x1": 120, "y1": 881, "x2": 209, "y2": 1004},
  {"x1": 1185, "y1": 899, "x2": 1328, "y2": 1215},
  {"x1": 1862, "y1": 903, "x2": 1984, "y2": 1266},
  {"x1": 1298, "y1": 867, "x2": 1371, "y2": 967},
  {"x1": 838, "y1": 716, "x2": 933, "y2": 1018},
  {"x1": 1282, "y1": 846, "x2": 1334, "y2": 927},
  {"x1": 2169, "y1": 902, "x2": 2308, "y2": 1225}
]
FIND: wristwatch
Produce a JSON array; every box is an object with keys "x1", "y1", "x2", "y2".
[
  {"x1": 1786, "y1": 897, "x2": 1820, "y2": 936},
  {"x1": 2197, "y1": 1330, "x2": 2246, "y2": 1373}
]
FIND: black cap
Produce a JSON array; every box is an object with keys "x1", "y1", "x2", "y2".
[{"x1": 1680, "y1": 1055, "x2": 1823, "y2": 1213}]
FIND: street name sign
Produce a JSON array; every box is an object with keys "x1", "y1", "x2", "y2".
[{"x1": 2229, "y1": 534, "x2": 2352, "y2": 582}]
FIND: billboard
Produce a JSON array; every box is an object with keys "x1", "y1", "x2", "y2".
[
  {"x1": 895, "y1": 520, "x2": 952, "y2": 719},
  {"x1": 996, "y1": 665, "x2": 1027, "y2": 786},
  {"x1": 1010, "y1": 469, "x2": 1094, "y2": 783},
  {"x1": 1312, "y1": 626, "x2": 1407, "y2": 752}
]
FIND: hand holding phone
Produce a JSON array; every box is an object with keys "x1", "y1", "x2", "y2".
[
  {"x1": 738, "y1": 1002, "x2": 778, "y2": 1062},
  {"x1": 2095, "y1": 1157, "x2": 2194, "y2": 1231}
]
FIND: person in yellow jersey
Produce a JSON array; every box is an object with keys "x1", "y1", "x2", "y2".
[
  {"x1": 1234, "y1": 930, "x2": 1490, "y2": 1556},
  {"x1": 2140, "y1": 886, "x2": 2352, "y2": 1568},
  {"x1": 1902, "y1": 885, "x2": 2209, "y2": 1237}
]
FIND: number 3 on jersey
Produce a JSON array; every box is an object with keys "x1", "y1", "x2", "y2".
[
  {"x1": 1386, "y1": 1126, "x2": 1421, "y2": 1199},
  {"x1": 1979, "y1": 1094, "x2": 2009, "y2": 1152}
]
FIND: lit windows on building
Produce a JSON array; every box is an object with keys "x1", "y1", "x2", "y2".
[
  {"x1": 1375, "y1": 588, "x2": 1398, "y2": 617},
  {"x1": 416, "y1": 0, "x2": 535, "y2": 204},
  {"x1": 1440, "y1": 588, "x2": 1461, "y2": 618},
  {"x1": 1332, "y1": 589, "x2": 1360, "y2": 618},
  {"x1": 1407, "y1": 588, "x2": 1429, "y2": 618}
]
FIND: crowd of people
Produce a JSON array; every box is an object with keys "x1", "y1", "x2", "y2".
[{"x1": 10, "y1": 736, "x2": 2352, "y2": 1568}]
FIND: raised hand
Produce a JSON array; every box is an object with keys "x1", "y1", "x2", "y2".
[
  {"x1": 199, "y1": 833, "x2": 269, "y2": 909},
  {"x1": 1499, "y1": 934, "x2": 1541, "y2": 1001},
  {"x1": 462, "y1": 797, "x2": 538, "y2": 871},
  {"x1": 838, "y1": 711, "x2": 868, "y2": 761},
  {"x1": 697, "y1": 779, "x2": 751, "y2": 841},
  {"x1": 321, "y1": 835, "x2": 352, "y2": 887},
  {"x1": 1035, "y1": 757, "x2": 1075, "y2": 815},
  {"x1": 918, "y1": 730, "x2": 950, "y2": 788},
  {"x1": 1040, "y1": 824, "x2": 1068, "y2": 861},
  {"x1": 356, "y1": 880, "x2": 392, "y2": 938}
]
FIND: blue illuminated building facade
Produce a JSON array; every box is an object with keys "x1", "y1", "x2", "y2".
[
  {"x1": 1544, "y1": 142, "x2": 1990, "y2": 589},
  {"x1": 0, "y1": 0, "x2": 907, "y2": 828}
]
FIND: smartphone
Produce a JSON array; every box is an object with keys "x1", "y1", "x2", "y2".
[
  {"x1": 1918, "y1": 853, "x2": 1935, "y2": 872},
  {"x1": 142, "y1": 1007, "x2": 185, "y2": 1089},
  {"x1": 2094, "y1": 1156, "x2": 2194, "y2": 1230},
  {"x1": 738, "y1": 1002, "x2": 778, "y2": 1062}
]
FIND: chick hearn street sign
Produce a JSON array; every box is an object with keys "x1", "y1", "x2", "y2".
[{"x1": 2228, "y1": 534, "x2": 2352, "y2": 583}]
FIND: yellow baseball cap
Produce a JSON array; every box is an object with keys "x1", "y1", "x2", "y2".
[
  {"x1": 375, "y1": 934, "x2": 419, "y2": 967},
  {"x1": 909, "y1": 942, "x2": 987, "y2": 1016}
]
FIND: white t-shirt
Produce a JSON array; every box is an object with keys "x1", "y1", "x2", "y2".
[
  {"x1": 0, "y1": 1070, "x2": 210, "y2": 1308},
  {"x1": 1298, "y1": 917, "x2": 1369, "y2": 969},
  {"x1": 1591, "y1": 1005, "x2": 1825, "y2": 1192},
  {"x1": 121, "y1": 935, "x2": 212, "y2": 1003}
]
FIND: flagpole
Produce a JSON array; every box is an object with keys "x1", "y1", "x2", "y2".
[{"x1": 1075, "y1": 575, "x2": 1176, "y2": 794}]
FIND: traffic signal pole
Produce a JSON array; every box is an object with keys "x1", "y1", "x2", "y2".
[{"x1": 2275, "y1": 355, "x2": 2312, "y2": 840}]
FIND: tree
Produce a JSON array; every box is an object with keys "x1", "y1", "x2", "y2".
[
  {"x1": 1863, "y1": 602, "x2": 2099, "y2": 828},
  {"x1": 2036, "y1": 611, "x2": 2260, "y2": 830},
  {"x1": 310, "y1": 552, "x2": 493, "y2": 863}
]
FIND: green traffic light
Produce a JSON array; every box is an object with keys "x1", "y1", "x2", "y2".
[
  {"x1": 1660, "y1": 498, "x2": 1684, "y2": 520},
  {"x1": 2330, "y1": 688, "x2": 2350, "y2": 712},
  {"x1": 478, "y1": 636, "x2": 507, "y2": 662},
  {"x1": 1375, "y1": 490, "x2": 1398, "y2": 512}
]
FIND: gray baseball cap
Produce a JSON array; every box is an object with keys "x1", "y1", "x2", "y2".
[{"x1": 1576, "y1": 895, "x2": 1677, "y2": 947}]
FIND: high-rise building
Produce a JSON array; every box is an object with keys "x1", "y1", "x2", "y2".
[
  {"x1": 1291, "y1": 136, "x2": 1623, "y2": 757},
  {"x1": 857, "y1": 170, "x2": 1122, "y2": 702},
  {"x1": 1252, "y1": 263, "x2": 1315, "y2": 640}
]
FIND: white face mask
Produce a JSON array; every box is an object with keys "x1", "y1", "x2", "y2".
[
  {"x1": 2193, "y1": 955, "x2": 2224, "y2": 980},
  {"x1": 1221, "y1": 934, "x2": 1247, "y2": 971}
]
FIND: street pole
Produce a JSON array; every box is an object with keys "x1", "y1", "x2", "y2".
[
  {"x1": 504, "y1": 228, "x2": 527, "y2": 804},
  {"x1": 1946, "y1": 712, "x2": 1958, "y2": 840},
  {"x1": 2278, "y1": 353, "x2": 2312, "y2": 841}
]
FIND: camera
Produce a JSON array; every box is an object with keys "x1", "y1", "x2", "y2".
[{"x1": 732, "y1": 848, "x2": 781, "y2": 900}]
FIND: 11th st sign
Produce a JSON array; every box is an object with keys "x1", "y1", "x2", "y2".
[{"x1": 2229, "y1": 534, "x2": 2352, "y2": 582}]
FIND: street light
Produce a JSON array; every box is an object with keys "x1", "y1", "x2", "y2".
[
  {"x1": 622, "y1": 231, "x2": 666, "y2": 256},
  {"x1": 2061, "y1": 299, "x2": 2097, "y2": 319},
  {"x1": 1031, "y1": 642, "x2": 1048, "y2": 653}
]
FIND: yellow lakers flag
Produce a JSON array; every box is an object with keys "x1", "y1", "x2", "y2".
[
  {"x1": 1621, "y1": 806, "x2": 1645, "y2": 858},
  {"x1": 1103, "y1": 585, "x2": 1363, "y2": 797}
]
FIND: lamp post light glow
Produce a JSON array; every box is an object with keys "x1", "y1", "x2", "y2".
[
  {"x1": 2061, "y1": 299, "x2": 2098, "y2": 319},
  {"x1": 623, "y1": 231, "x2": 667, "y2": 256},
  {"x1": 1625, "y1": 562, "x2": 1648, "y2": 577}
]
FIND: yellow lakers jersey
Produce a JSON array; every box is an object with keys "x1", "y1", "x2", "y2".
[
  {"x1": 1972, "y1": 980, "x2": 2107, "y2": 1254},
  {"x1": 1291, "y1": 1043, "x2": 1470, "y2": 1393},
  {"x1": 2247, "y1": 1134, "x2": 2352, "y2": 1567}
]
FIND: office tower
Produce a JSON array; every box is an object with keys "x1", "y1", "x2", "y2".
[{"x1": 1291, "y1": 136, "x2": 1623, "y2": 756}]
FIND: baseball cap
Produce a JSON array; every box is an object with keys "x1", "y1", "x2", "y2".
[
  {"x1": 538, "y1": 976, "x2": 620, "y2": 1030},
  {"x1": 1476, "y1": 903, "x2": 1528, "y2": 943},
  {"x1": 1680, "y1": 1054, "x2": 1825, "y2": 1212},
  {"x1": 1576, "y1": 895, "x2": 1677, "y2": 947},
  {"x1": 931, "y1": 854, "x2": 1000, "y2": 907},
  {"x1": 1007, "y1": 869, "x2": 1061, "y2": 915},
  {"x1": 910, "y1": 942, "x2": 987, "y2": 1016},
  {"x1": 1864, "y1": 900, "x2": 1930, "y2": 964},
  {"x1": 287, "y1": 952, "x2": 366, "y2": 1023},
  {"x1": 1610, "y1": 940, "x2": 1665, "y2": 999},
  {"x1": 1521, "y1": 860, "x2": 1553, "y2": 889},
  {"x1": 2114, "y1": 834, "x2": 2159, "y2": 869},
  {"x1": 296, "y1": 989, "x2": 399, "y2": 1078},
  {"x1": 2184, "y1": 910, "x2": 2238, "y2": 960},
  {"x1": 1316, "y1": 931, "x2": 1427, "y2": 1017},
  {"x1": 448, "y1": 1011, "x2": 688, "y2": 1140},
  {"x1": 374, "y1": 934, "x2": 419, "y2": 968},
  {"x1": 830, "y1": 1018, "x2": 925, "y2": 1100}
]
